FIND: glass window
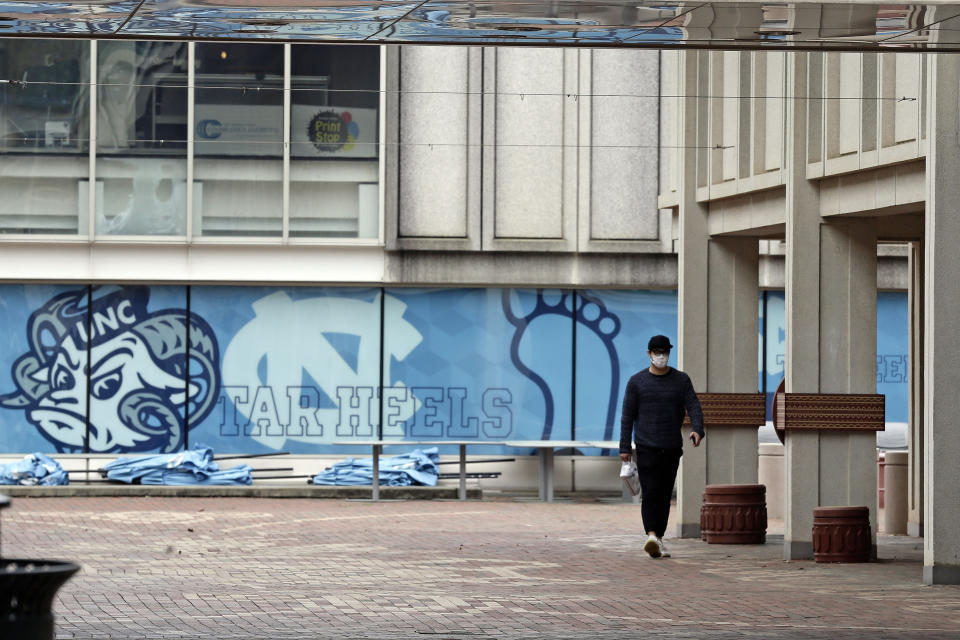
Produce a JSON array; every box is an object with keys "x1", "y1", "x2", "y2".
[
  {"x1": 0, "y1": 40, "x2": 89, "y2": 234},
  {"x1": 96, "y1": 41, "x2": 188, "y2": 236},
  {"x1": 290, "y1": 45, "x2": 380, "y2": 239},
  {"x1": 194, "y1": 43, "x2": 283, "y2": 237}
]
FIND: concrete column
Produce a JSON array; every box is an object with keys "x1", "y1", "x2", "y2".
[
  {"x1": 705, "y1": 237, "x2": 760, "y2": 485},
  {"x1": 907, "y1": 241, "x2": 924, "y2": 537},
  {"x1": 783, "y1": 51, "x2": 821, "y2": 561},
  {"x1": 783, "y1": 51, "x2": 879, "y2": 561},
  {"x1": 923, "y1": 52, "x2": 960, "y2": 585},
  {"x1": 818, "y1": 219, "x2": 879, "y2": 554},
  {"x1": 675, "y1": 50, "x2": 709, "y2": 539}
]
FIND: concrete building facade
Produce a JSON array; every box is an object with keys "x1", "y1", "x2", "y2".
[
  {"x1": 658, "y1": 48, "x2": 955, "y2": 584},
  {"x1": 0, "y1": 36, "x2": 935, "y2": 580}
]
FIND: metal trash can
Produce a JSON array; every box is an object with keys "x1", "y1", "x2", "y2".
[{"x1": 0, "y1": 494, "x2": 80, "y2": 639}]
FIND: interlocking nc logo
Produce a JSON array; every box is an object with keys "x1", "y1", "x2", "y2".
[
  {"x1": 219, "y1": 291, "x2": 422, "y2": 450},
  {"x1": 0, "y1": 286, "x2": 220, "y2": 453}
]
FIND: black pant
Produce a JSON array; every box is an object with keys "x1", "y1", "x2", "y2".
[{"x1": 635, "y1": 444, "x2": 682, "y2": 538}]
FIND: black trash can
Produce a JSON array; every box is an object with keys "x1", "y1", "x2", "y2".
[
  {"x1": 0, "y1": 494, "x2": 80, "y2": 639},
  {"x1": 0, "y1": 559, "x2": 80, "y2": 638}
]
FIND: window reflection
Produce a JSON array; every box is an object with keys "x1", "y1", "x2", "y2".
[
  {"x1": 96, "y1": 41, "x2": 188, "y2": 236},
  {"x1": 0, "y1": 40, "x2": 89, "y2": 234},
  {"x1": 290, "y1": 45, "x2": 379, "y2": 239},
  {"x1": 0, "y1": 39, "x2": 381, "y2": 240},
  {"x1": 194, "y1": 43, "x2": 283, "y2": 237}
]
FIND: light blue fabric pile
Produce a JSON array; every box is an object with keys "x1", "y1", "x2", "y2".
[
  {"x1": 312, "y1": 447, "x2": 439, "y2": 486},
  {"x1": 103, "y1": 445, "x2": 252, "y2": 485},
  {"x1": 0, "y1": 453, "x2": 69, "y2": 486}
]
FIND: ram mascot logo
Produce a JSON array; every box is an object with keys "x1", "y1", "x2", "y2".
[{"x1": 0, "y1": 286, "x2": 220, "y2": 453}]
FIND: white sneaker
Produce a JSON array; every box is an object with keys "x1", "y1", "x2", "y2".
[
  {"x1": 658, "y1": 538, "x2": 671, "y2": 558},
  {"x1": 643, "y1": 534, "x2": 662, "y2": 558}
]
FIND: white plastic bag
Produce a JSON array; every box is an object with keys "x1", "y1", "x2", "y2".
[{"x1": 620, "y1": 460, "x2": 640, "y2": 496}]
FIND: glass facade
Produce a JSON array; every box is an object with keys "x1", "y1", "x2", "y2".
[
  {"x1": 0, "y1": 40, "x2": 89, "y2": 234},
  {"x1": 96, "y1": 41, "x2": 188, "y2": 235},
  {"x1": 290, "y1": 45, "x2": 380, "y2": 238},
  {"x1": 0, "y1": 39, "x2": 381, "y2": 240},
  {"x1": 194, "y1": 42, "x2": 283, "y2": 237}
]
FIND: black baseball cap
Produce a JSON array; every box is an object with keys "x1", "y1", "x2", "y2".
[{"x1": 648, "y1": 335, "x2": 673, "y2": 351}]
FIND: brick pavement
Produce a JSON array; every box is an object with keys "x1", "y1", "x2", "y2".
[{"x1": 2, "y1": 496, "x2": 958, "y2": 639}]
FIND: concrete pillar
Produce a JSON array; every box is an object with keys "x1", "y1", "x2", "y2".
[
  {"x1": 923, "y1": 52, "x2": 960, "y2": 585},
  {"x1": 907, "y1": 241, "x2": 924, "y2": 537},
  {"x1": 818, "y1": 219, "x2": 879, "y2": 554},
  {"x1": 783, "y1": 51, "x2": 821, "y2": 561},
  {"x1": 783, "y1": 54, "x2": 879, "y2": 561},
  {"x1": 758, "y1": 443, "x2": 784, "y2": 520},
  {"x1": 883, "y1": 451, "x2": 908, "y2": 535},
  {"x1": 704, "y1": 237, "x2": 760, "y2": 486},
  {"x1": 675, "y1": 50, "x2": 709, "y2": 539}
]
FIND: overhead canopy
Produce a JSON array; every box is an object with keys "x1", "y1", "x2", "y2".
[{"x1": 0, "y1": 1, "x2": 957, "y2": 50}]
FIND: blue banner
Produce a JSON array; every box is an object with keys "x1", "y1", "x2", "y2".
[
  {"x1": 188, "y1": 286, "x2": 382, "y2": 454},
  {"x1": 575, "y1": 289, "x2": 678, "y2": 448},
  {"x1": 0, "y1": 284, "x2": 909, "y2": 456},
  {"x1": 0, "y1": 284, "x2": 191, "y2": 454}
]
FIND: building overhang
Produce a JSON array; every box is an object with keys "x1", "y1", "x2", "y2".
[{"x1": 0, "y1": 1, "x2": 957, "y2": 51}]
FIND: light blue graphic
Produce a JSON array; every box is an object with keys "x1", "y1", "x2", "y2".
[
  {"x1": 189, "y1": 286, "x2": 404, "y2": 454},
  {"x1": 877, "y1": 292, "x2": 908, "y2": 423},
  {"x1": 0, "y1": 285, "x2": 218, "y2": 454},
  {"x1": 576, "y1": 290, "x2": 678, "y2": 450},
  {"x1": 0, "y1": 284, "x2": 908, "y2": 457},
  {"x1": 0, "y1": 284, "x2": 89, "y2": 453},
  {"x1": 760, "y1": 291, "x2": 786, "y2": 417},
  {"x1": 385, "y1": 288, "x2": 572, "y2": 453}
]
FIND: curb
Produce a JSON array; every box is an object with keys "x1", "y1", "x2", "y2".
[{"x1": 0, "y1": 484, "x2": 483, "y2": 499}]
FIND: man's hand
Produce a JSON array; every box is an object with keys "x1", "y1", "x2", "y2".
[
  {"x1": 689, "y1": 432, "x2": 702, "y2": 447},
  {"x1": 620, "y1": 452, "x2": 632, "y2": 462}
]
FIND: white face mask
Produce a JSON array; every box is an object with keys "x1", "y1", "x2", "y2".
[{"x1": 650, "y1": 353, "x2": 669, "y2": 369}]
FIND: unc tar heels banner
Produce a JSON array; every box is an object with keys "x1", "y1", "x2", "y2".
[
  {"x1": 188, "y1": 286, "x2": 384, "y2": 454},
  {"x1": 0, "y1": 284, "x2": 684, "y2": 455},
  {"x1": 0, "y1": 285, "x2": 205, "y2": 454}
]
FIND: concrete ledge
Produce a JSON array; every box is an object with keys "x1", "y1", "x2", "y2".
[{"x1": 0, "y1": 484, "x2": 482, "y2": 500}]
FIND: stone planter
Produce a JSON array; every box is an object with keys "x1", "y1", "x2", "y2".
[
  {"x1": 812, "y1": 506, "x2": 871, "y2": 563},
  {"x1": 701, "y1": 484, "x2": 767, "y2": 544}
]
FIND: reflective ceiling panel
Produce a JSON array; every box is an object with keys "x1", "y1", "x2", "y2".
[
  {"x1": 0, "y1": 1, "x2": 958, "y2": 50},
  {"x1": 120, "y1": 0, "x2": 416, "y2": 39},
  {"x1": 0, "y1": 1, "x2": 142, "y2": 35}
]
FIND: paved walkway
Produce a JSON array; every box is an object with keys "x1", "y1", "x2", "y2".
[{"x1": 2, "y1": 495, "x2": 957, "y2": 639}]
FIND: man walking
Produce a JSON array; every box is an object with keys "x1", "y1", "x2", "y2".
[{"x1": 619, "y1": 334, "x2": 704, "y2": 559}]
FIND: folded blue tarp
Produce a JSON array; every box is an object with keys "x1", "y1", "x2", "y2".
[
  {"x1": 0, "y1": 453, "x2": 69, "y2": 486},
  {"x1": 103, "y1": 445, "x2": 252, "y2": 485},
  {"x1": 137, "y1": 464, "x2": 253, "y2": 486},
  {"x1": 312, "y1": 447, "x2": 439, "y2": 487}
]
